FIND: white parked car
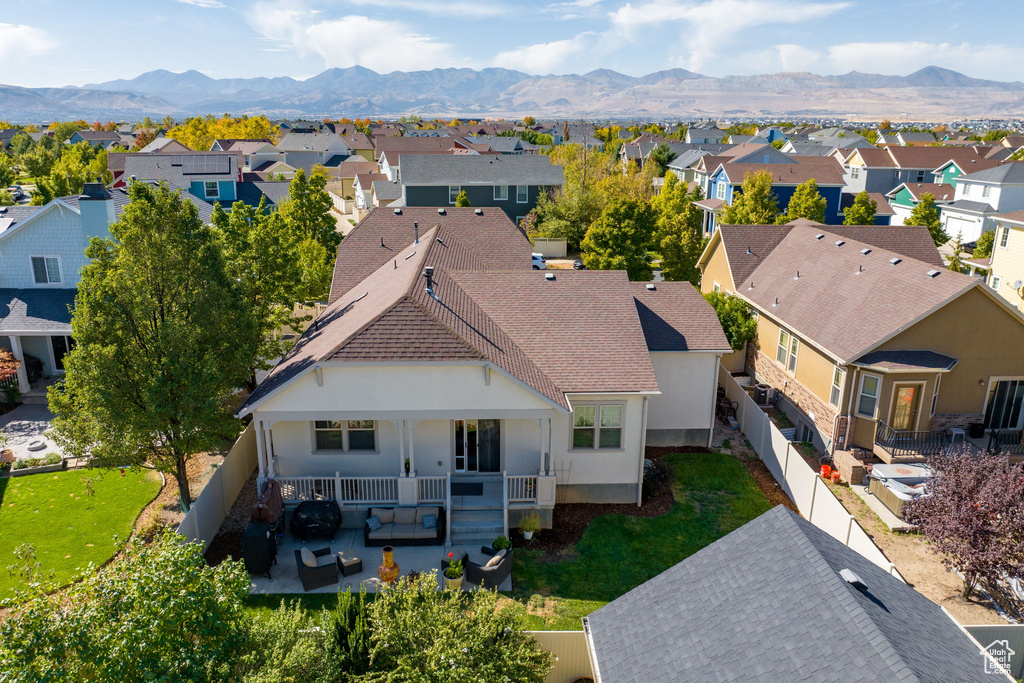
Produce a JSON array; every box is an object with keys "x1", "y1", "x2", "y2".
[{"x1": 532, "y1": 253, "x2": 547, "y2": 270}]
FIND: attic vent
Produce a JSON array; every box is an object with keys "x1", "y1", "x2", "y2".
[
  {"x1": 474, "y1": 208, "x2": 483, "y2": 215},
  {"x1": 835, "y1": 240, "x2": 845, "y2": 247},
  {"x1": 545, "y1": 272, "x2": 555, "y2": 281},
  {"x1": 889, "y1": 257, "x2": 902, "y2": 265},
  {"x1": 437, "y1": 208, "x2": 445, "y2": 215},
  {"x1": 393, "y1": 208, "x2": 402, "y2": 215},
  {"x1": 815, "y1": 233, "x2": 824, "y2": 240},
  {"x1": 840, "y1": 568, "x2": 867, "y2": 591},
  {"x1": 646, "y1": 283, "x2": 656, "y2": 290},
  {"x1": 860, "y1": 248, "x2": 872, "y2": 255},
  {"x1": 926, "y1": 269, "x2": 941, "y2": 278}
]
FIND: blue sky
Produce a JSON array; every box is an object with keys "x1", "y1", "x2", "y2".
[{"x1": 1, "y1": 0, "x2": 1021, "y2": 87}]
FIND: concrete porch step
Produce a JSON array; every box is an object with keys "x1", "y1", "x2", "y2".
[
  {"x1": 450, "y1": 509, "x2": 503, "y2": 523},
  {"x1": 20, "y1": 394, "x2": 48, "y2": 405},
  {"x1": 450, "y1": 533, "x2": 503, "y2": 546}
]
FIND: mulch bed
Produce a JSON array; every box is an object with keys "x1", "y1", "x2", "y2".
[
  {"x1": 743, "y1": 458, "x2": 799, "y2": 513},
  {"x1": 517, "y1": 481, "x2": 674, "y2": 555},
  {"x1": 204, "y1": 470, "x2": 258, "y2": 566}
]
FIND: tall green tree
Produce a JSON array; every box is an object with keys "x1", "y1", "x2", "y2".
[
  {"x1": 296, "y1": 237, "x2": 333, "y2": 302},
  {"x1": 48, "y1": 182, "x2": 249, "y2": 507},
  {"x1": 720, "y1": 171, "x2": 779, "y2": 225},
  {"x1": 652, "y1": 175, "x2": 707, "y2": 285},
  {"x1": 778, "y1": 178, "x2": 826, "y2": 224},
  {"x1": 648, "y1": 142, "x2": 678, "y2": 177},
  {"x1": 280, "y1": 168, "x2": 342, "y2": 260},
  {"x1": 947, "y1": 231, "x2": 968, "y2": 273},
  {"x1": 907, "y1": 193, "x2": 949, "y2": 245},
  {"x1": 973, "y1": 228, "x2": 995, "y2": 258},
  {"x1": 8, "y1": 131, "x2": 34, "y2": 157},
  {"x1": 581, "y1": 198, "x2": 657, "y2": 280},
  {"x1": 0, "y1": 153, "x2": 13, "y2": 187},
  {"x1": 212, "y1": 197, "x2": 302, "y2": 390},
  {"x1": 19, "y1": 145, "x2": 59, "y2": 180},
  {"x1": 843, "y1": 190, "x2": 877, "y2": 225},
  {"x1": 454, "y1": 189, "x2": 471, "y2": 207},
  {"x1": 703, "y1": 292, "x2": 758, "y2": 351},
  {"x1": 0, "y1": 532, "x2": 250, "y2": 682}
]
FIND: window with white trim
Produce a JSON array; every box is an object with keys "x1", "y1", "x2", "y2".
[
  {"x1": 713, "y1": 281, "x2": 721, "y2": 293},
  {"x1": 31, "y1": 256, "x2": 62, "y2": 284},
  {"x1": 963, "y1": 183, "x2": 971, "y2": 196},
  {"x1": 516, "y1": 185, "x2": 528, "y2": 203},
  {"x1": 830, "y1": 366, "x2": 845, "y2": 407},
  {"x1": 856, "y1": 374, "x2": 881, "y2": 417},
  {"x1": 204, "y1": 181, "x2": 219, "y2": 199},
  {"x1": 716, "y1": 182, "x2": 726, "y2": 200},
  {"x1": 313, "y1": 420, "x2": 376, "y2": 451},
  {"x1": 776, "y1": 328, "x2": 799, "y2": 373},
  {"x1": 915, "y1": 170, "x2": 926, "y2": 182},
  {"x1": 991, "y1": 275, "x2": 1001, "y2": 291},
  {"x1": 493, "y1": 185, "x2": 508, "y2": 201},
  {"x1": 982, "y1": 185, "x2": 991, "y2": 198},
  {"x1": 572, "y1": 404, "x2": 623, "y2": 449},
  {"x1": 448, "y1": 185, "x2": 460, "y2": 204},
  {"x1": 999, "y1": 226, "x2": 1010, "y2": 248},
  {"x1": 850, "y1": 166, "x2": 860, "y2": 179}
]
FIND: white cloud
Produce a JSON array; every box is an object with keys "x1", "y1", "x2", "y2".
[
  {"x1": 247, "y1": 4, "x2": 458, "y2": 72},
  {"x1": 176, "y1": 0, "x2": 225, "y2": 7},
  {"x1": 346, "y1": 0, "x2": 510, "y2": 18},
  {"x1": 823, "y1": 41, "x2": 1024, "y2": 80},
  {"x1": 773, "y1": 43, "x2": 822, "y2": 72},
  {"x1": 493, "y1": 33, "x2": 595, "y2": 74},
  {"x1": 609, "y1": 0, "x2": 848, "y2": 72},
  {"x1": 0, "y1": 23, "x2": 55, "y2": 64}
]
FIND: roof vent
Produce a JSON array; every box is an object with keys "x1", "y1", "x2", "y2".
[
  {"x1": 772, "y1": 297, "x2": 779, "y2": 307},
  {"x1": 646, "y1": 283, "x2": 656, "y2": 290},
  {"x1": 835, "y1": 240, "x2": 845, "y2": 247},
  {"x1": 747, "y1": 281, "x2": 754, "y2": 290},
  {"x1": 926, "y1": 269, "x2": 941, "y2": 278},
  {"x1": 793, "y1": 270, "x2": 800, "y2": 280},
  {"x1": 545, "y1": 272, "x2": 555, "y2": 281},
  {"x1": 856, "y1": 264, "x2": 863, "y2": 274},
  {"x1": 474, "y1": 208, "x2": 483, "y2": 215},
  {"x1": 815, "y1": 233, "x2": 824, "y2": 240},
  {"x1": 380, "y1": 237, "x2": 386, "y2": 248},
  {"x1": 840, "y1": 568, "x2": 868, "y2": 591},
  {"x1": 393, "y1": 208, "x2": 402, "y2": 215},
  {"x1": 746, "y1": 247, "x2": 753, "y2": 255},
  {"x1": 860, "y1": 248, "x2": 871, "y2": 255},
  {"x1": 889, "y1": 257, "x2": 902, "y2": 265},
  {"x1": 423, "y1": 266, "x2": 435, "y2": 292},
  {"x1": 437, "y1": 208, "x2": 445, "y2": 215}
]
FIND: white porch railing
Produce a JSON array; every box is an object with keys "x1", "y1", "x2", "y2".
[
  {"x1": 277, "y1": 474, "x2": 399, "y2": 505},
  {"x1": 277, "y1": 476, "x2": 336, "y2": 502},
  {"x1": 417, "y1": 476, "x2": 447, "y2": 503},
  {"x1": 507, "y1": 474, "x2": 538, "y2": 503}
]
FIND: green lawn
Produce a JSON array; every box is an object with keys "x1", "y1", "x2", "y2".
[
  {"x1": 0, "y1": 469, "x2": 162, "y2": 598},
  {"x1": 240, "y1": 453, "x2": 771, "y2": 630},
  {"x1": 511, "y1": 452, "x2": 771, "y2": 627}
]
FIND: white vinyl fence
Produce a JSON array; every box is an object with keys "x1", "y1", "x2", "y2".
[
  {"x1": 177, "y1": 424, "x2": 258, "y2": 551},
  {"x1": 719, "y1": 365, "x2": 905, "y2": 581},
  {"x1": 532, "y1": 238, "x2": 568, "y2": 258},
  {"x1": 527, "y1": 631, "x2": 594, "y2": 683}
]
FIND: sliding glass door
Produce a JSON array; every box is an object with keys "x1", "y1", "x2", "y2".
[
  {"x1": 454, "y1": 419, "x2": 500, "y2": 473},
  {"x1": 985, "y1": 380, "x2": 1024, "y2": 430}
]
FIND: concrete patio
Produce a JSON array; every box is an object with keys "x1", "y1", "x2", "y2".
[
  {"x1": 0, "y1": 403, "x2": 62, "y2": 461},
  {"x1": 249, "y1": 528, "x2": 513, "y2": 594}
]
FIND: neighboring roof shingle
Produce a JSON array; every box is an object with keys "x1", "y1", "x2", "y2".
[
  {"x1": 630, "y1": 282, "x2": 730, "y2": 351},
  {"x1": 586, "y1": 506, "x2": 997, "y2": 683},
  {"x1": 0, "y1": 289, "x2": 77, "y2": 332},
  {"x1": 959, "y1": 161, "x2": 1024, "y2": 184},
  {"x1": 854, "y1": 349, "x2": 958, "y2": 371},
  {"x1": 399, "y1": 154, "x2": 565, "y2": 186},
  {"x1": 719, "y1": 157, "x2": 846, "y2": 185}
]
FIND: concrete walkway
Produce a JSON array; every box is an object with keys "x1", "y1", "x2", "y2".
[{"x1": 0, "y1": 403, "x2": 61, "y2": 461}]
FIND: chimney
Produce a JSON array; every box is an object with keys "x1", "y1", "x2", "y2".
[{"x1": 78, "y1": 183, "x2": 115, "y2": 240}]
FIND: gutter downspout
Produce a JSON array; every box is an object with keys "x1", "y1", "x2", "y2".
[
  {"x1": 637, "y1": 396, "x2": 649, "y2": 507},
  {"x1": 844, "y1": 367, "x2": 859, "y2": 450},
  {"x1": 829, "y1": 363, "x2": 847, "y2": 456}
]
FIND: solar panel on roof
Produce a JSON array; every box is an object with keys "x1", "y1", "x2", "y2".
[
  {"x1": 0, "y1": 218, "x2": 13, "y2": 233},
  {"x1": 182, "y1": 156, "x2": 230, "y2": 175}
]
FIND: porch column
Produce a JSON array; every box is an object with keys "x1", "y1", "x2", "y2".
[
  {"x1": 8, "y1": 336, "x2": 30, "y2": 394},
  {"x1": 266, "y1": 421, "x2": 279, "y2": 476},
  {"x1": 397, "y1": 419, "x2": 406, "y2": 477},
  {"x1": 538, "y1": 418, "x2": 545, "y2": 475},
  {"x1": 406, "y1": 420, "x2": 417, "y2": 475},
  {"x1": 546, "y1": 417, "x2": 553, "y2": 475},
  {"x1": 255, "y1": 420, "x2": 267, "y2": 479}
]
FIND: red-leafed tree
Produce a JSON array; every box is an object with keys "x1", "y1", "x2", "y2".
[
  {"x1": 0, "y1": 348, "x2": 20, "y2": 402},
  {"x1": 904, "y1": 449, "x2": 1024, "y2": 598}
]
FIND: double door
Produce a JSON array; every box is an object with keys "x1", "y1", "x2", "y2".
[
  {"x1": 453, "y1": 419, "x2": 500, "y2": 473},
  {"x1": 986, "y1": 380, "x2": 1024, "y2": 430}
]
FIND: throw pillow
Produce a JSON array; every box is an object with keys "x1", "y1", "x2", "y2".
[
  {"x1": 366, "y1": 515, "x2": 382, "y2": 532},
  {"x1": 485, "y1": 548, "x2": 506, "y2": 567},
  {"x1": 300, "y1": 546, "x2": 317, "y2": 568},
  {"x1": 422, "y1": 514, "x2": 437, "y2": 529}
]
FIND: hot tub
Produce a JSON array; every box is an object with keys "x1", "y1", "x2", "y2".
[{"x1": 869, "y1": 463, "x2": 931, "y2": 519}]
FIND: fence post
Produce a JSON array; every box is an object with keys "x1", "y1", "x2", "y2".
[
  {"x1": 335, "y1": 471, "x2": 342, "y2": 506},
  {"x1": 783, "y1": 442, "x2": 791, "y2": 478},
  {"x1": 845, "y1": 516, "x2": 854, "y2": 545},
  {"x1": 808, "y1": 474, "x2": 818, "y2": 521}
]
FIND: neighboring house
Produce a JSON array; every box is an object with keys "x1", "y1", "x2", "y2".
[
  {"x1": 885, "y1": 182, "x2": 955, "y2": 226},
  {"x1": 378, "y1": 148, "x2": 464, "y2": 183},
  {"x1": 698, "y1": 222, "x2": 1024, "y2": 457},
  {"x1": 839, "y1": 191, "x2": 895, "y2": 225},
  {"x1": 329, "y1": 159, "x2": 381, "y2": 202},
  {"x1": 0, "y1": 129, "x2": 21, "y2": 151},
  {"x1": 685, "y1": 126, "x2": 727, "y2": 144},
  {"x1": 0, "y1": 184, "x2": 213, "y2": 393},
  {"x1": 941, "y1": 162, "x2": 1024, "y2": 243},
  {"x1": 277, "y1": 132, "x2": 352, "y2": 172},
  {"x1": 210, "y1": 139, "x2": 286, "y2": 173},
  {"x1": 842, "y1": 147, "x2": 899, "y2": 194},
  {"x1": 118, "y1": 152, "x2": 242, "y2": 202},
  {"x1": 370, "y1": 179, "x2": 403, "y2": 207},
  {"x1": 353, "y1": 173, "x2": 387, "y2": 210},
  {"x1": 844, "y1": 146, "x2": 992, "y2": 196},
  {"x1": 932, "y1": 157, "x2": 1004, "y2": 185},
  {"x1": 706, "y1": 156, "x2": 847, "y2": 227},
  {"x1": 462, "y1": 135, "x2": 538, "y2": 155},
  {"x1": 235, "y1": 207, "x2": 727, "y2": 539},
  {"x1": 896, "y1": 131, "x2": 938, "y2": 145},
  {"x1": 136, "y1": 137, "x2": 191, "y2": 154},
  {"x1": 985, "y1": 210, "x2": 1024, "y2": 313},
  {"x1": 340, "y1": 133, "x2": 374, "y2": 162},
  {"x1": 584, "y1": 506, "x2": 1010, "y2": 683},
  {"x1": 67, "y1": 130, "x2": 121, "y2": 148},
  {"x1": 398, "y1": 154, "x2": 565, "y2": 221}
]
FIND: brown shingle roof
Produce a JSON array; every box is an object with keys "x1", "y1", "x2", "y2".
[
  {"x1": 892, "y1": 183, "x2": 955, "y2": 202},
  {"x1": 737, "y1": 225, "x2": 978, "y2": 362},
  {"x1": 850, "y1": 148, "x2": 897, "y2": 168},
  {"x1": 329, "y1": 207, "x2": 532, "y2": 303},
  {"x1": 885, "y1": 146, "x2": 983, "y2": 169},
  {"x1": 720, "y1": 157, "x2": 846, "y2": 185},
  {"x1": 373, "y1": 136, "x2": 459, "y2": 160},
  {"x1": 630, "y1": 282, "x2": 730, "y2": 351},
  {"x1": 993, "y1": 209, "x2": 1024, "y2": 225}
]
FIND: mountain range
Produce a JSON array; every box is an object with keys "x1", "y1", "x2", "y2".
[{"x1": 2, "y1": 65, "x2": 1024, "y2": 121}]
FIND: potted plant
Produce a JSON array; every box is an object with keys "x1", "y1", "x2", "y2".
[
  {"x1": 0, "y1": 430, "x2": 11, "y2": 466},
  {"x1": 492, "y1": 535, "x2": 511, "y2": 551},
  {"x1": 404, "y1": 457, "x2": 411, "y2": 475},
  {"x1": 443, "y1": 552, "x2": 464, "y2": 589},
  {"x1": 519, "y1": 511, "x2": 542, "y2": 540}
]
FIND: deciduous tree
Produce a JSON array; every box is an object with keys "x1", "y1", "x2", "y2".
[
  {"x1": 703, "y1": 292, "x2": 757, "y2": 351},
  {"x1": 652, "y1": 175, "x2": 706, "y2": 285},
  {"x1": 0, "y1": 154, "x2": 13, "y2": 187},
  {"x1": 280, "y1": 168, "x2": 342, "y2": 259},
  {"x1": 904, "y1": 449, "x2": 1024, "y2": 599},
  {"x1": 907, "y1": 193, "x2": 948, "y2": 245},
  {"x1": 843, "y1": 190, "x2": 877, "y2": 225},
  {"x1": 454, "y1": 189, "x2": 471, "y2": 207},
  {"x1": 973, "y1": 228, "x2": 995, "y2": 258},
  {"x1": 720, "y1": 171, "x2": 779, "y2": 225},
  {"x1": 48, "y1": 182, "x2": 249, "y2": 507},
  {"x1": 778, "y1": 178, "x2": 826, "y2": 224},
  {"x1": 581, "y1": 198, "x2": 657, "y2": 280}
]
